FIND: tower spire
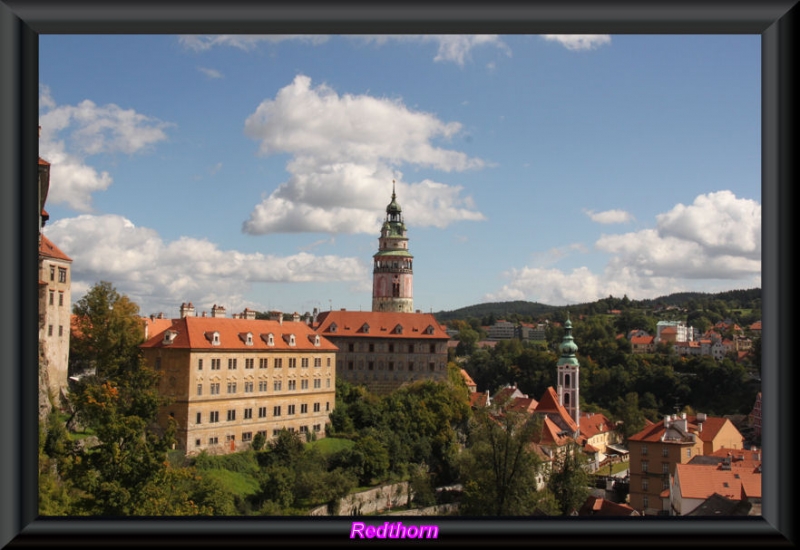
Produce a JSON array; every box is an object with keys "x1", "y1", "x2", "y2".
[
  {"x1": 372, "y1": 181, "x2": 414, "y2": 313},
  {"x1": 557, "y1": 309, "x2": 580, "y2": 429}
]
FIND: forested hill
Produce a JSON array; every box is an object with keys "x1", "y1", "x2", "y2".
[{"x1": 433, "y1": 288, "x2": 761, "y2": 323}]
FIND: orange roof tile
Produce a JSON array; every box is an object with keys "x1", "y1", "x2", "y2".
[
  {"x1": 141, "y1": 316, "x2": 337, "y2": 352},
  {"x1": 534, "y1": 386, "x2": 579, "y2": 434},
  {"x1": 314, "y1": 310, "x2": 449, "y2": 340},
  {"x1": 675, "y1": 463, "x2": 760, "y2": 501},
  {"x1": 39, "y1": 234, "x2": 72, "y2": 262},
  {"x1": 579, "y1": 412, "x2": 614, "y2": 439}
]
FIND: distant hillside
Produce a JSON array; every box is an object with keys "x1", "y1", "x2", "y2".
[{"x1": 433, "y1": 288, "x2": 761, "y2": 324}]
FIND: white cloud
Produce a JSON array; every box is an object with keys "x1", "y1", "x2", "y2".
[
  {"x1": 584, "y1": 208, "x2": 634, "y2": 224},
  {"x1": 485, "y1": 191, "x2": 761, "y2": 305},
  {"x1": 356, "y1": 35, "x2": 511, "y2": 66},
  {"x1": 38, "y1": 85, "x2": 171, "y2": 212},
  {"x1": 242, "y1": 75, "x2": 486, "y2": 235},
  {"x1": 44, "y1": 214, "x2": 368, "y2": 315},
  {"x1": 542, "y1": 35, "x2": 611, "y2": 51},
  {"x1": 198, "y1": 67, "x2": 223, "y2": 79},
  {"x1": 179, "y1": 35, "x2": 329, "y2": 51}
]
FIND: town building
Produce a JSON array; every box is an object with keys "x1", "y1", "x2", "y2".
[
  {"x1": 39, "y1": 236, "x2": 73, "y2": 402},
  {"x1": 627, "y1": 413, "x2": 745, "y2": 515},
  {"x1": 372, "y1": 181, "x2": 414, "y2": 313},
  {"x1": 140, "y1": 307, "x2": 337, "y2": 455},
  {"x1": 670, "y1": 453, "x2": 761, "y2": 516},
  {"x1": 312, "y1": 309, "x2": 449, "y2": 395}
]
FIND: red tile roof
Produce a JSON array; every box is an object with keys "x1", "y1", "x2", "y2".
[
  {"x1": 579, "y1": 412, "x2": 615, "y2": 439},
  {"x1": 535, "y1": 386, "x2": 579, "y2": 434},
  {"x1": 141, "y1": 316, "x2": 337, "y2": 351},
  {"x1": 628, "y1": 414, "x2": 732, "y2": 444},
  {"x1": 578, "y1": 496, "x2": 638, "y2": 516},
  {"x1": 39, "y1": 234, "x2": 72, "y2": 262},
  {"x1": 675, "y1": 463, "x2": 761, "y2": 500},
  {"x1": 314, "y1": 310, "x2": 448, "y2": 340},
  {"x1": 38, "y1": 157, "x2": 50, "y2": 166}
]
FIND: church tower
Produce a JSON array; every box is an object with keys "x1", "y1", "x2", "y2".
[
  {"x1": 557, "y1": 313, "x2": 580, "y2": 429},
  {"x1": 372, "y1": 181, "x2": 414, "y2": 313}
]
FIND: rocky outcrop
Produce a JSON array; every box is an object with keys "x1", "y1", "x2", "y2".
[{"x1": 39, "y1": 340, "x2": 53, "y2": 422}]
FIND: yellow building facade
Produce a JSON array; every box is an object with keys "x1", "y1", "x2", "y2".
[{"x1": 141, "y1": 312, "x2": 337, "y2": 455}]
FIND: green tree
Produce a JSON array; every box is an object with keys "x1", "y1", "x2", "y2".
[
  {"x1": 547, "y1": 441, "x2": 591, "y2": 515},
  {"x1": 458, "y1": 409, "x2": 543, "y2": 516}
]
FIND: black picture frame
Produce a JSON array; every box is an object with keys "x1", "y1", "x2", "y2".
[{"x1": 1, "y1": 1, "x2": 795, "y2": 546}]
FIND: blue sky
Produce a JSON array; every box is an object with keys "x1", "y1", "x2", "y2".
[{"x1": 39, "y1": 34, "x2": 761, "y2": 318}]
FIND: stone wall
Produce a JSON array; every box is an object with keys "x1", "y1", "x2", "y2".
[{"x1": 308, "y1": 482, "x2": 411, "y2": 516}]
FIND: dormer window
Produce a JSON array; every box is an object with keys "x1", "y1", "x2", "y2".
[
  {"x1": 283, "y1": 334, "x2": 296, "y2": 346},
  {"x1": 205, "y1": 331, "x2": 221, "y2": 346},
  {"x1": 329, "y1": 323, "x2": 338, "y2": 333},
  {"x1": 261, "y1": 333, "x2": 275, "y2": 347},
  {"x1": 361, "y1": 323, "x2": 370, "y2": 334},
  {"x1": 393, "y1": 324, "x2": 403, "y2": 334},
  {"x1": 425, "y1": 325, "x2": 435, "y2": 335},
  {"x1": 240, "y1": 332, "x2": 254, "y2": 346},
  {"x1": 313, "y1": 334, "x2": 320, "y2": 347},
  {"x1": 162, "y1": 330, "x2": 178, "y2": 345}
]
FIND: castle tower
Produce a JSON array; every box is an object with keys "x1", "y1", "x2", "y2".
[
  {"x1": 557, "y1": 312, "x2": 580, "y2": 429},
  {"x1": 372, "y1": 181, "x2": 414, "y2": 313}
]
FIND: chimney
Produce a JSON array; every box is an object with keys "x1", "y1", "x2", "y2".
[
  {"x1": 211, "y1": 304, "x2": 226, "y2": 318},
  {"x1": 270, "y1": 311, "x2": 283, "y2": 325},
  {"x1": 242, "y1": 308, "x2": 256, "y2": 320},
  {"x1": 292, "y1": 311, "x2": 300, "y2": 322},
  {"x1": 664, "y1": 415, "x2": 671, "y2": 429},
  {"x1": 180, "y1": 302, "x2": 195, "y2": 318}
]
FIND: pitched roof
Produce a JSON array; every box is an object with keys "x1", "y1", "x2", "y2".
[
  {"x1": 141, "y1": 316, "x2": 337, "y2": 352},
  {"x1": 579, "y1": 412, "x2": 615, "y2": 439},
  {"x1": 627, "y1": 414, "x2": 735, "y2": 444},
  {"x1": 674, "y1": 463, "x2": 761, "y2": 500},
  {"x1": 39, "y1": 234, "x2": 72, "y2": 262},
  {"x1": 460, "y1": 369, "x2": 477, "y2": 388},
  {"x1": 314, "y1": 310, "x2": 449, "y2": 340},
  {"x1": 578, "y1": 496, "x2": 639, "y2": 516},
  {"x1": 534, "y1": 386, "x2": 578, "y2": 434}
]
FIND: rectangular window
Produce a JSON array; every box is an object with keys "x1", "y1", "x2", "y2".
[
  {"x1": 429, "y1": 344, "x2": 436, "y2": 353},
  {"x1": 274, "y1": 380, "x2": 282, "y2": 391},
  {"x1": 196, "y1": 412, "x2": 201, "y2": 424},
  {"x1": 208, "y1": 436, "x2": 218, "y2": 445},
  {"x1": 643, "y1": 496, "x2": 649, "y2": 509},
  {"x1": 49, "y1": 290, "x2": 54, "y2": 305},
  {"x1": 313, "y1": 424, "x2": 321, "y2": 432},
  {"x1": 226, "y1": 434, "x2": 235, "y2": 443},
  {"x1": 368, "y1": 343, "x2": 375, "y2": 352},
  {"x1": 326, "y1": 402, "x2": 330, "y2": 411},
  {"x1": 429, "y1": 362, "x2": 435, "y2": 371},
  {"x1": 227, "y1": 410, "x2": 236, "y2": 421},
  {"x1": 273, "y1": 406, "x2": 281, "y2": 417},
  {"x1": 327, "y1": 357, "x2": 331, "y2": 367},
  {"x1": 244, "y1": 408, "x2": 252, "y2": 420},
  {"x1": 288, "y1": 404, "x2": 296, "y2": 415},
  {"x1": 408, "y1": 344, "x2": 414, "y2": 353},
  {"x1": 313, "y1": 379, "x2": 321, "y2": 389},
  {"x1": 327, "y1": 379, "x2": 331, "y2": 388},
  {"x1": 368, "y1": 361, "x2": 374, "y2": 371},
  {"x1": 211, "y1": 358, "x2": 221, "y2": 370},
  {"x1": 59, "y1": 292, "x2": 64, "y2": 306},
  {"x1": 662, "y1": 463, "x2": 669, "y2": 474},
  {"x1": 289, "y1": 358, "x2": 297, "y2": 368},
  {"x1": 388, "y1": 362, "x2": 394, "y2": 371},
  {"x1": 58, "y1": 325, "x2": 63, "y2": 337},
  {"x1": 259, "y1": 357, "x2": 268, "y2": 369},
  {"x1": 259, "y1": 380, "x2": 268, "y2": 392},
  {"x1": 155, "y1": 357, "x2": 162, "y2": 369},
  {"x1": 198, "y1": 359, "x2": 203, "y2": 370},
  {"x1": 244, "y1": 381, "x2": 254, "y2": 393},
  {"x1": 641, "y1": 461, "x2": 649, "y2": 473},
  {"x1": 642, "y1": 478, "x2": 648, "y2": 491},
  {"x1": 299, "y1": 425, "x2": 308, "y2": 433},
  {"x1": 313, "y1": 402, "x2": 320, "y2": 413},
  {"x1": 197, "y1": 384, "x2": 202, "y2": 396},
  {"x1": 348, "y1": 343, "x2": 355, "y2": 352},
  {"x1": 48, "y1": 325, "x2": 53, "y2": 336},
  {"x1": 58, "y1": 267, "x2": 67, "y2": 283},
  {"x1": 663, "y1": 480, "x2": 670, "y2": 491},
  {"x1": 245, "y1": 358, "x2": 254, "y2": 369},
  {"x1": 388, "y1": 343, "x2": 395, "y2": 353},
  {"x1": 300, "y1": 404, "x2": 308, "y2": 414},
  {"x1": 209, "y1": 411, "x2": 219, "y2": 423},
  {"x1": 408, "y1": 362, "x2": 414, "y2": 371},
  {"x1": 686, "y1": 448, "x2": 692, "y2": 458},
  {"x1": 242, "y1": 432, "x2": 252, "y2": 442},
  {"x1": 662, "y1": 447, "x2": 669, "y2": 457},
  {"x1": 196, "y1": 439, "x2": 201, "y2": 447},
  {"x1": 228, "y1": 358, "x2": 237, "y2": 369},
  {"x1": 227, "y1": 382, "x2": 237, "y2": 394},
  {"x1": 348, "y1": 361, "x2": 354, "y2": 371},
  {"x1": 301, "y1": 380, "x2": 308, "y2": 389},
  {"x1": 49, "y1": 266, "x2": 55, "y2": 281},
  {"x1": 274, "y1": 358, "x2": 282, "y2": 369},
  {"x1": 314, "y1": 358, "x2": 321, "y2": 368},
  {"x1": 258, "y1": 407, "x2": 267, "y2": 418},
  {"x1": 301, "y1": 358, "x2": 309, "y2": 368},
  {"x1": 641, "y1": 445, "x2": 648, "y2": 456},
  {"x1": 210, "y1": 383, "x2": 220, "y2": 395},
  {"x1": 288, "y1": 380, "x2": 296, "y2": 391}
]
